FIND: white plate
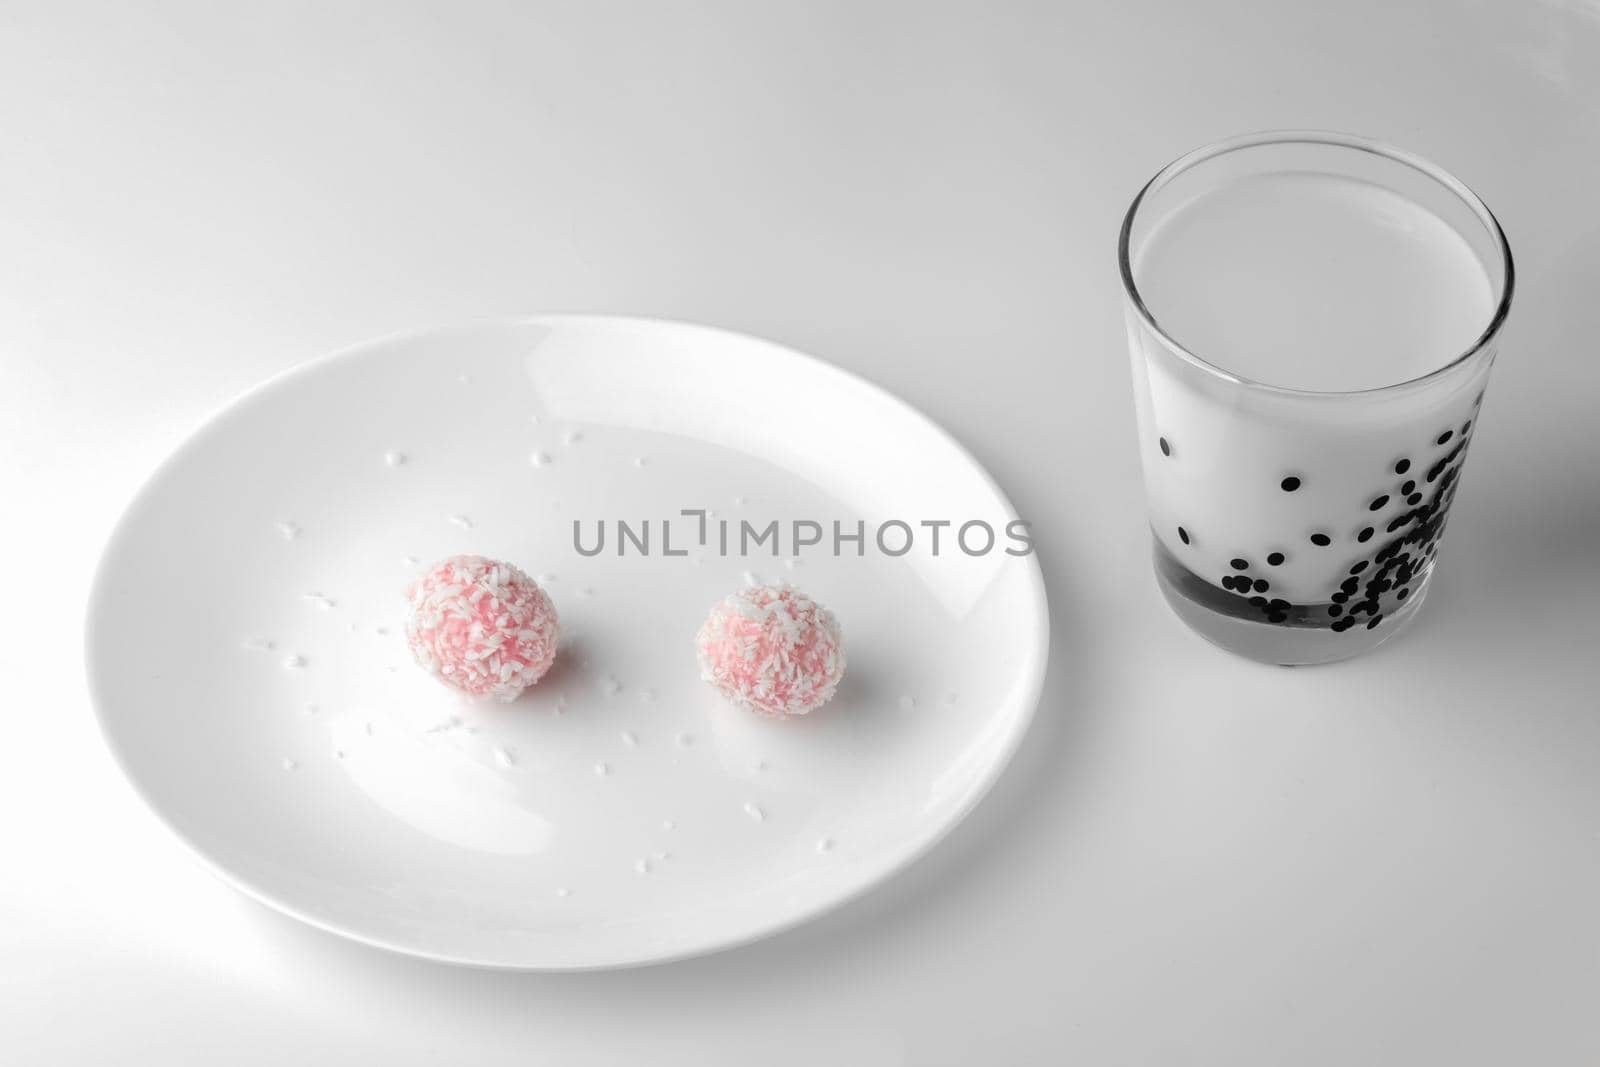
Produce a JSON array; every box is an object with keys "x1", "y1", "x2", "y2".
[{"x1": 86, "y1": 317, "x2": 1049, "y2": 969}]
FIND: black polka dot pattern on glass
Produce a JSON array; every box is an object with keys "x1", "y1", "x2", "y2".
[
  {"x1": 1307, "y1": 427, "x2": 1472, "y2": 634},
  {"x1": 1161, "y1": 407, "x2": 1479, "y2": 633}
]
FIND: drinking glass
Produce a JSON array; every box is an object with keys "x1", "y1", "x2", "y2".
[{"x1": 1119, "y1": 131, "x2": 1513, "y2": 665}]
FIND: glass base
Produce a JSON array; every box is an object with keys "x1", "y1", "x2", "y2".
[{"x1": 1153, "y1": 538, "x2": 1429, "y2": 666}]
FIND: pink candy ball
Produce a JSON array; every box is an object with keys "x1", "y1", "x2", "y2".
[
  {"x1": 695, "y1": 584, "x2": 845, "y2": 718},
  {"x1": 405, "y1": 555, "x2": 559, "y2": 702}
]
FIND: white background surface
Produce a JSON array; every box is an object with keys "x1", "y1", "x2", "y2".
[{"x1": 2, "y1": 2, "x2": 1597, "y2": 1063}]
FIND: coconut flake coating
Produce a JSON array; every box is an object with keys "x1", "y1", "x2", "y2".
[
  {"x1": 695, "y1": 584, "x2": 845, "y2": 718},
  {"x1": 405, "y1": 555, "x2": 559, "y2": 701}
]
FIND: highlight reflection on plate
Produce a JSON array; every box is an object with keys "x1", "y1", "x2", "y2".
[{"x1": 87, "y1": 317, "x2": 1048, "y2": 969}]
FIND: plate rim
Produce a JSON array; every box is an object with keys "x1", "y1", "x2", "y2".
[{"x1": 84, "y1": 314, "x2": 1051, "y2": 971}]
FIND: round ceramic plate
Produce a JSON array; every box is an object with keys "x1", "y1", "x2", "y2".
[{"x1": 87, "y1": 317, "x2": 1049, "y2": 969}]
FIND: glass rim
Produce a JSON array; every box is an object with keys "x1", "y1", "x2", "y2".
[{"x1": 1117, "y1": 129, "x2": 1515, "y2": 399}]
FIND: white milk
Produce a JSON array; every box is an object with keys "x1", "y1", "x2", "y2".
[
  {"x1": 1135, "y1": 172, "x2": 1495, "y2": 392},
  {"x1": 1127, "y1": 171, "x2": 1498, "y2": 613}
]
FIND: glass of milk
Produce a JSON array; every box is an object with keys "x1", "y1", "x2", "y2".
[{"x1": 1119, "y1": 131, "x2": 1513, "y2": 665}]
